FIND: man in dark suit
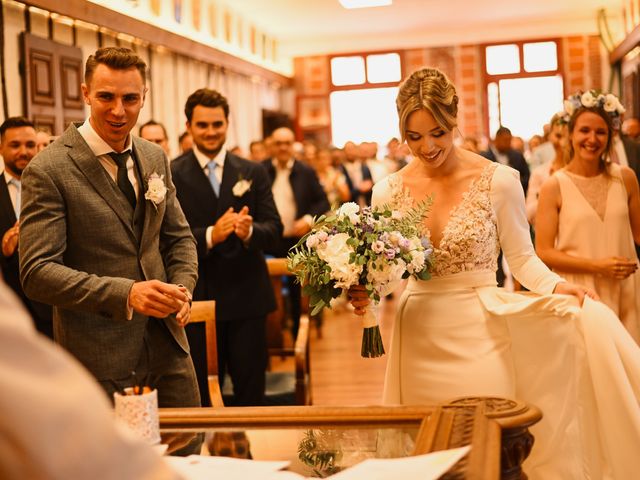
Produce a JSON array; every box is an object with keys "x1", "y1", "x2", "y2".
[
  {"x1": 0, "y1": 117, "x2": 53, "y2": 339},
  {"x1": 19, "y1": 47, "x2": 200, "y2": 408},
  {"x1": 262, "y1": 127, "x2": 329, "y2": 339},
  {"x1": 171, "y1": 89, "x2": 283, "y2": 406},
  {"x1": 481, "y1": 126, "x2": 530, "y2": 194}
]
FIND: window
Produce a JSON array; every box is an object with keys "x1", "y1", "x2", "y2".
[
  {"x1": 330, "y1": 52, "x2": 401, "y2": 87},
  {"x1": 327, "y1": 52, "x2": 402, "y2": 146},
  {"x1": 330, "y1": 87, "x2": 399, "y2": 147},
  {"x1": 483, "y1": 39, "x2": 563, "y2": 140}
]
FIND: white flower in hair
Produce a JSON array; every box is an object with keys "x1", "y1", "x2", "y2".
[
  {"x1": 603, "y1": 94, "x2": 618, "y2": 113},
  {"x1": 563, "y1": 100, "x2": 575, "y2": 116},
  {"x1": 581, "y1": 91, "x2": 597, "y2": 108}
]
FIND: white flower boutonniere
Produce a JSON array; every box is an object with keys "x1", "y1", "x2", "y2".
[
  {"x1": 144, "y1": 172, "x2": 167, "y2": 208},
  {"x1": 232, "y1": 176, "x2": 252, "y2": 197}
]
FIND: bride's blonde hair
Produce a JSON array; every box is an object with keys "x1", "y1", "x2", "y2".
[{"x1": 396, "y1": 68, "x2": 458, "y2": 141}]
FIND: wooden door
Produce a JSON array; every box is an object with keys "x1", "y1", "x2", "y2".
[{"x1": 21, "y1": 33, "x2": 84, "y2": 135}]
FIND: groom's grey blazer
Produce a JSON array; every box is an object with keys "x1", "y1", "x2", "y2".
[{"x1": 19, "y1": 123, "x2": 198, "y2": 382}]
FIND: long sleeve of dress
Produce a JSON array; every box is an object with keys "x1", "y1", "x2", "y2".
[{"x1": 491, "y1": 164, "x2": 563, "y2": 294}]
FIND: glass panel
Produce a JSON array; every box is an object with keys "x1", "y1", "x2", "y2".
[
  {"x1": 331, "y1": 56, "x2": 366, "y2": 86},
  {"x1": 367, "y1": 53, "x2": 401, "y2": 83},
  {"x1": 329, "y1": 87, "x2": 399, "y2": 147},
  {"x1": 485, "y1": 44, "x2": 520, "y2": 75},
  {"x1": 163, "y1": 426, "x2": 420, "y2": 477},
  {"x1": 498, "y1": 75, "x2": 564, "y2": 140},
  {"x1": 523, "y1": 41, "x2": 558, "y2": 72},
  {"x1": 487, "y1": 82, "x2": 500, "y2": 137}
]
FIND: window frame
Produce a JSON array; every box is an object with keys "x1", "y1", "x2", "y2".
[
  {"x1": 328, "y1": 49, "x2": 405, "y2": 91},
  {"x1": 481, "y1": 38, "x2": 564, "y2": 136}
]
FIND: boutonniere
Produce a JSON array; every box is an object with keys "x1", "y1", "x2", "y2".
[
  {"x1": 232, "y1": 175, "x2": 252, "y2": 197},
  {"x1": 144, "y1": 172, "x2": 167, "y2": 209}
]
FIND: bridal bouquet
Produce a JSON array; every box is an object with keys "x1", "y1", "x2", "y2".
[{"x1": 288, "y1": 201, "x2": 433, "y2": 358}]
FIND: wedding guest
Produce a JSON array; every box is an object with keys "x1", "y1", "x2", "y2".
[
  {"x1": 525, "y1": 113, "x2": 568, "y2": 225},
  {"x1": 262, "y1": 127, "x2": 328, "y2": 339},
  {"x1": 0, "y1": 117, "x2": 53, "y2": 339},
  {"x1": 481, "y1": 126, "x2": 530, "y2": 193},
  {"x1": 341, "y1": 141, "x2": 373, "y2": 206},
  {"x1": 172, "y1": 88, "x2": 282, "y2": 406},
  {"x1": 139, "y1": 119, "x2": 170, "y2": 157},
  {"x1": 19, "y1": 47, "x2": 199, "y2": 407},
  {"x1": 352, "y1": 67, "x2": 640, "y2": 478},
  {"x1": 178, "y1": 131, "x2": 193, "y2": 154},
  {"x1": 536, "y1": 90, "x2": 640, "y2": 341},
  {"x1": 311, "y1": 147, "x2": 350, "y2": 209},
  {"x1": 249, "y1": 139, "x2": 268, "y2": 162},
  {"x1": 35, "y1": 128, "x2": 51, "y2": 152}
]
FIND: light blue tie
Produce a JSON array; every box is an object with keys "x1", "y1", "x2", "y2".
[
  {"x1": 9, "y1": 178, "x2": 20, "y2": 219},
  {"x1": 207, "y1": 161, "x2": 220, "y2": 197}
]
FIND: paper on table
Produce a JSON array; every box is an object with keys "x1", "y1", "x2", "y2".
[
  {"x1": 328, "y1": 445, "x2": 471, "y2": 480},
  {"x1": 164, "y1": 455, "x2": 303, "y2": 480}
]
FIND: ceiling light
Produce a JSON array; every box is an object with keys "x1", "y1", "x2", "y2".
[{"x1": 338, "y1": 0, "x2": 393, "y2": 9}]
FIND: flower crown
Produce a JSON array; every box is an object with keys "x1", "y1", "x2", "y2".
[{"x1": 561, "y1": 90, "x2": 626, "y2": 130}]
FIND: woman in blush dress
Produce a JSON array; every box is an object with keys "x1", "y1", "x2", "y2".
[
  {"x1": 536, "y1": 91, "x2": 640, "y2": 342},
  {"x1": 352, "y1": 68, "x2": 640, "y2": 479}
]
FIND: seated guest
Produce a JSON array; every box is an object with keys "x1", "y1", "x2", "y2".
[{"x1": 0, "y1": 278, "x2": 179, "y2": 480}]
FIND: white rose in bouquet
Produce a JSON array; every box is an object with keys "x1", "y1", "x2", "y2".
[
  {"x1": 317, "y1": 233, "x2": 362, "y2": 289},
  {"x1": 337, "y1": 202, "x2": 360, "y2": 225},
  {"x1": 366, "y1": 257, "x2": 407, "y2": 296}
]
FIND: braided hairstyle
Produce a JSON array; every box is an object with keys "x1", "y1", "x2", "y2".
[{"x1": 396, "y1": 68, "x2": 458, "y2": 140}]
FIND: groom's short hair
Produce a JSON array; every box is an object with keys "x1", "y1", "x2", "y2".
[
  {"x1": 184, "y1": 89, "x2": 230, "y2": 123},
  {"x1": 84, "y1": 47, "x2": 147, "y2": 85}
]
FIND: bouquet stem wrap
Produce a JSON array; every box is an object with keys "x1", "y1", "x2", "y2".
[{"x1": 360, "y1": 304, "x2": 385, "y2": 358}]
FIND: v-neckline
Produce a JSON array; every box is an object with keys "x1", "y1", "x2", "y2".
[
  {"x1": 398, "y1": 163, "x2": 494, "y2": 250},
  {"x1": 562, "y1": 170, "x2": 610, "y2": 223}
]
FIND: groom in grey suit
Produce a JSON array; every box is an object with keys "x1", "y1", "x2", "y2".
[{"x1": 19, "y1": 47, "x2": 200, "y2": 408}]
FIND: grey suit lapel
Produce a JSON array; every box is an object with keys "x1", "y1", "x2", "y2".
[
  {"x1": 64, "y1": 125, "x2": 136, "y2": 239},
  {"x1": 133, "y1": 137, "x2": 160, "y2": 251}
]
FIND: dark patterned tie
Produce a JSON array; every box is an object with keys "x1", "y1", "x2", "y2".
[{"x1": 109, "y1": 151, "x2": 136, "y2": 209}]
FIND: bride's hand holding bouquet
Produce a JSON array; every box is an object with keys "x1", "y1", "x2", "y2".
[{"x1": 287, "y1": 201, "x2": 433, "y2": 358}]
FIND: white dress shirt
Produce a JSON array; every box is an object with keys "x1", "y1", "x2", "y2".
[
  {"x1": 77, "y1": 120, "x2": 138, "y2": 197},
  {"x1": 271, "y1": 158, "x2": 297, "y2": 237}
]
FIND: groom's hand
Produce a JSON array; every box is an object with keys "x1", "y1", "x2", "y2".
[{"x1": 129, "y1": 280, "x2": 190, "y2": 318}]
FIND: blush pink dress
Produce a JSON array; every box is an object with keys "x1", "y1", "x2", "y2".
[{"x1": 554, "y1": 164, "x2": 640, "y2": 342}]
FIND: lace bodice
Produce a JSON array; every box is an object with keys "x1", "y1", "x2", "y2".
[{"x1": 385, "y1": 163, "x2": 500, "y2": 277}]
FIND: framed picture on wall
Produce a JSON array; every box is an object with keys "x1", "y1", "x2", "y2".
[{"x1": 298, "y1": 96, "x2": 330, "y2": 129}]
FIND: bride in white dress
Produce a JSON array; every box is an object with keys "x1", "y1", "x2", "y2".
[{"x1": 360, "y1": 68, "x2": 640, "y2": 479}]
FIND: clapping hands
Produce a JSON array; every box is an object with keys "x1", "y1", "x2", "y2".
[{"x1": 210, "y1": 206, "x2": 253, "y2": 245}]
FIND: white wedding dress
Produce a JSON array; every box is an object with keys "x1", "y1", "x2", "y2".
[{"x1": 373, "y1": 162, "x2": 640, "y2": 479}]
